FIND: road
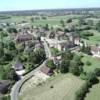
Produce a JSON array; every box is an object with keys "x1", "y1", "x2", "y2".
[
  {"x1": 43, "y1": 39, "x2": 52, "y2": 58},
  {"x1": 10, "y1": 40, "x2": 51, "y2": 100}
]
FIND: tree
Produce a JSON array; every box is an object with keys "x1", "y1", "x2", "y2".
[
  {"x1": 69, "y1": 60, "x2": 83, "y2": 76},
  {"x1": 46, "y1": 60, "x2": 55, "y2": 69},
  {"x1": 62, "y1": 50, "x2": 73, "y2": 60},
  {"x1": 0, "y1": 28, "x2": 3, "y2": 31},
  {"x1": 87, "y1": 20, "x2": 93, "y2": 26},
  {"x1": 73, "y1": 54, "x2": 83, "y2": 66},
  {"x1": 44, "y1": 24, "x2": 49, "y2": 31},
  {"x1": 41, "y1": 16, "x2": 47, "y2": 20},
  {"x1": 24, "y1": 63, "x2": 34, "y2": 72},
  {"x1": 30, "y1": 17, "x2": 34, "y2": 23},
  {"x1": 95, "y1": 68, "x2": 100, "y2": 76},
  {"x1": 51, "y1": 48, "x2": 59, "y2": 56},
  {"x1": 67, "y1": 18, "x2": 72, "y2": 23},
  {"x1": 0, "y1": 32, "x2": 8, "y2": 37},
  {"x1": 96, "y1": 21, "x2": 100, "y2": 32},
  {"x1": 60, "y1": 60, "x2": 70, "y2": 73},
  {"x1": 75, "y1": 82, "x2": 88, "y2": 100},
  {"x1": 7, "y1": 69, "x2": 19, "y2": 81},
  {"x1": 7, "y1": 28, "x2": 17, "y2": 33},
  {"x1": 80, "y1": 43, "x2": 91, "y2": 55},
  {"x1": 86, "y1": 61, "x2": 91, "y2": 66},
  {"x1": 0, "y1": 65, "x2": 6, "y2": 79},
  {"x1": 79, "y1": 18, "x2": 87, "y2": 26},
  {"x1": 28, "y1": 48, "x2": 46, "y2": 65},
  {"x1": 60, "y1": 20, "x2": 65, "y2": 27},
  {"x1": 86, "y1": 72, "x2": 99, "y2": 85}
]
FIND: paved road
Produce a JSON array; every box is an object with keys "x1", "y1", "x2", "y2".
[
  {"x1": 43, "y1": 39, "x2": 52, "y2": 58},
  {"x1": 10, "y1": 40, "x2": 51, "y2": 100},
  {"x1": 10, "y1": 61, "x2": 46, "y2": 100}
]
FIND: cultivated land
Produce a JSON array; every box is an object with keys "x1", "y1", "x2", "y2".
[
  {"x1": 85, "y1": 78, "x2": 100, "y2": 100},
  {"x1": 19, "y1": 74, "x2": 84, "y2": 100},
  {"x1": 82, "y1": 55, "x2": 100, "y2": 73}
]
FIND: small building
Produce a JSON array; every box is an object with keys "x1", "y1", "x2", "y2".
[
  {"x1": 12, "y1": 61, "x2": 25, "y2": 76},
  {"x1": 91, "y1": 46, "x2": 100, "y2": 57},
  {"x1": 40, "y1": 66, "x2": 53, "y2": 76},
  {"x1": 34, "y1": 43, "x2": 43, "y2": 50},
  {"x1": 15, "y1": 34, "x2": 33, "y2": 43},
  {"x1": 12, "y1": 61, "x2": 23, "y2": 71},
  {"x1": 0, "y1": 80, "x2": 11, "y2": 94}
]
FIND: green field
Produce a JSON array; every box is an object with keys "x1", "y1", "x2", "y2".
[
  {"x1": 32, "y1": 15, "x2": 79, "y2": 26},
  {"x1": 82, "y1": 55, "x2": 100, "y2": 100},
  {"x1": 19, "y1": 74, "x2": 84, "y2": 100},
  {"x1": 0, "y1": 15, "x2": 81, "y2": 26},
  {"x1": 82, "y1": 30, "x2": 100, "y2": 45},
  {"x1": 82, "y1": 55, "x2": 100, "y2": 73},
  {"x1": 0, "y1": 16, "x2": 28, "y2": 23},
  {"x1": 85, "y1": 78, "x2": 100, "y2": 100}
]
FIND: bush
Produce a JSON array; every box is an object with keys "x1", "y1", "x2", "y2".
[
  {"x1": 95, "y1": 68, "x2": 100, "y2": 76},
  {"x1": 86, "y1": 72, "x2": 99, "y2": 85},
  {"x1": 80, "y1": 31, "x2": 94, "y2": 39},
  {"x1": 80, "y1": 72, "x2": 87, "y2": 80},
  {"x1": 46, "y1": 60, "x2": 56, "y2": 69},
  {"x1": 66, "y1": 18, "x2": 72, "y2": 23},
  {"x1": 86, "y1": 61, "x2": 92, "y2": 66}
]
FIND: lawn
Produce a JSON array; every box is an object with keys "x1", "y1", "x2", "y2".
[
  {"x1": 85, "y1": 78, "x2": 100, "y2": 100},
  {"x1": 82, "y1": 55, "x2": 100, "y2": 73},
  {"x1": 19, "y1": 73, "x2": 84, "y2": 100}
]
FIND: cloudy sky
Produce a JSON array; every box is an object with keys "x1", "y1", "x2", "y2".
[{"x1": 0, "y1": 0, "x2": 100, "y2": 11}]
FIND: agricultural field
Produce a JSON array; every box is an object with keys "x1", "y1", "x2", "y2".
[
  {"x1": 32, "y1": 15, "x2": 80, "y2": 26},
  {"x1": 19, "y1": 73, "x2": 84, "y2": 100},
  {"x1": 0, "y1": 16, "x2": 29, "y2": 23},
  {"x1": 82, "y1": 55, "x2": 100, "y2": 73},
  {"x1": 0, "y1": 14, "x2": 81, "y2": 26}
]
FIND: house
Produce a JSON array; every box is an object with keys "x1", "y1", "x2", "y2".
[
  {"x1": 91, "y1": 46, "x2": 100, "y2": 57},
  {"x1": 0, "y1": 80, "x2": 11, "y2": 94},
  {"x1": 49, "y1": 31, "x2": 55, "y2": 39},
  {"x1": 15, "y1": 34, "x2": 33, "y2": 43},
  {"x1": 12, "y1": 61, "x2": 23, "y2": 71},
  {"x1": 45, "y1": 38, "x2": 75, "y2": 51},
  {"x1": 48, "y1": 31, "x2": 65, "y2": 39},
  {"x1": 66, "y1": 32, "x2": 80, "y2": 46},
  {"x1": 12, "y1": 61, "x2": 25, "y2": 76},
  {"x1": 40, "y1": 66, "x2": 53, "y2": 76},
  {"x1": 34, "y1": 43, "x2": 43, "y2": 51}
]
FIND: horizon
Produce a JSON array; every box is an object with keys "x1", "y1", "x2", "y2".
[
  {"x1": 0, "y1": 0, "x2": 100, "y2": 12},
  {"x1": 0, "y1": 7, "x2": 100, "y2": 12}
]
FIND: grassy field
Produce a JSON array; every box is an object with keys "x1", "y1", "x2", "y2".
[
  {"x1": 85, "y1": 78, "x2": 100, "y2": 100},
  {"x1": 0, "y1": 16, "x2": 28, "y2": 23},
  {"x1": 0, "y1": 15, "x2": 80, "y2": 26},
  {"x1": 32, "y1": 15, "x2": 80, "y2": 26},
  {"x1": 19, "y1": 73, "x2": 84, "y2": 100},
  {"x1": 82, "y1": 55, "x2": 100, "y2": 73},
  {"x1": 82, "y1": 30, "x2": 100, "y2": 45}
]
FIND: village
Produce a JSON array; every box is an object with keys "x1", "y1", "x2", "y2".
[{"x1": 0, "y1": 8, "x2": 100, "y2": 100}]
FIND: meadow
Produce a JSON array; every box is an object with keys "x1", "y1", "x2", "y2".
[
  {"x1": 82, "y1": 55, "x2": 100, "y2": 73},
  {"x1": 19, "y1": 74, "x2": 84, "y2": 100}
]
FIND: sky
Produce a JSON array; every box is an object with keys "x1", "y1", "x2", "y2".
[{"x1": 0, "y1": 0, "x2": 100, "y2": 11}]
